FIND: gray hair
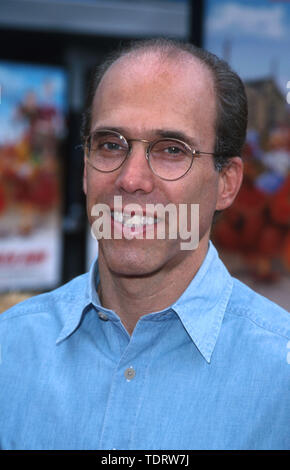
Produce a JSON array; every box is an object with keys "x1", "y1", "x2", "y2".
[{"x1": 81, "y1": 38, "x2": 248, "y2": 171}]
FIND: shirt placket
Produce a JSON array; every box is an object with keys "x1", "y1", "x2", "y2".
[{"x1": 98, "y1": 318, "x2": 163, "y2": 450}]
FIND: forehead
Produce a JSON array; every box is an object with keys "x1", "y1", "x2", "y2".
[
  {"x1": 91, "y1": 51, "x2": 216, "y2": 145},
  {"x1": 95, "y1": 50, "x2": 215, "y2": 102}
]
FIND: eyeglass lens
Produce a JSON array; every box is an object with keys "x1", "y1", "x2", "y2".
[{"x1": 88, "y1": 131, "x2": 193, "y2": 180}]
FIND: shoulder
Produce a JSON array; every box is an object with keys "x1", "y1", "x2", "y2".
[
  {"x1": 226, "y1": 277, "x2": 290, "y2": 340},
  {"x1": 0, "y1": 272, "x2": 89, "y2": 329}
]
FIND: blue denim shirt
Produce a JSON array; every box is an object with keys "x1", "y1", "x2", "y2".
[{"x1": 0, "y1": 242, "x2": 289, "y2": 450}]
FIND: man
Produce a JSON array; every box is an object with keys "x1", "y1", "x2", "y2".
[{"x1": 0, "y1": 38, "x2": 289, "y2": 450}]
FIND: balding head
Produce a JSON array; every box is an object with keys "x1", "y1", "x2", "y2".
[
  {"x1": 82, "y1": 38, "x2": 247, "y2": 170},
  {"x1": 91, "y1": 49, "x2": 216, "y2": 150}
]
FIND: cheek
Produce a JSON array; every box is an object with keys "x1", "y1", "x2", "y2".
[
  {"x1": 85, "y1": 171, "x2": 114, "y2": 201},
  {"x1": 171, "y1": 171, "x2": 219, "y2": 225},
  {"x1": 169, "y1": 175, "x2": 215, "y2": 205},
  {"x1": 198, "y1": 176, "x2": 220, "y2": 228}
]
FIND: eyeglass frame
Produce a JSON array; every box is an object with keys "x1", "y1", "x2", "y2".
[{"x1": 83, "y1": 128, "x2": 219, "y2": 182}]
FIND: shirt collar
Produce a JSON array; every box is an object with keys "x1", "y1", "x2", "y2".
[
  {"x1": 56, "y1": 242, "x2": 233, "y2": 363},
  {"x1": 55, "y1": 269, "x2": 94, "y2": 345},
  {"x1": 171, "y1": 242, "x2": 233, "y2": 363},
  {"x1": 56, "y1": 251, "x2": 106, "y2": 344}
]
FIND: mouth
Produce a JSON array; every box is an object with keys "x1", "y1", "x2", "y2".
[{"x1": 111, "y1": 210, "x2": 160, "y2": 229}]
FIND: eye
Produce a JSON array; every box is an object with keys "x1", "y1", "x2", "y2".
[
  {"x1": 164, "y1": 145, "x2": 184, "y2": 155},
  {"x1": 91, "y1": 133, "x2": 127, "y2": 154},
  {"x1": 151, "y1": 140, "x2": 188, "y2": 158},
  {"x1": 102, "y1": 141, "x2": 123, "y2": 151}
]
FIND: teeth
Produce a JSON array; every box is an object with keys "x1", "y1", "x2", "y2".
[
  {"x1": 127, "y1": 215, "x2": 143, "y2": 225},
  {"x1": 146, "y1": 216, "x2": 155, "y2": 225},
  {"x1": 112, "y1": 211, "x2": 157, "y2": 226},
  {"x1": 114, "y1": 211, "x2": 123, "y2": 223}
]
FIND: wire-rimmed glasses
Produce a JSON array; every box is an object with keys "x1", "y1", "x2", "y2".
[{"x1": 84, "y1": 129, "x2": 216, "y2": 181}]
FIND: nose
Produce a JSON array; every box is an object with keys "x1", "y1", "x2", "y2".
[{"x1": 114, "y1": 141, "x2": 155, "y2": 194}]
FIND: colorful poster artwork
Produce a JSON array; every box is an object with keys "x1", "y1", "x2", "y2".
[
  {"x1": 204, "y1": 0, "x2": 290, "y2": 310},
  {"x1": 0, "y1": 62, "x2": 67, "y2": 290}
]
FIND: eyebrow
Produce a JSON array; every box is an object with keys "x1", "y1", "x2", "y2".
[
  {"x1": 92, "y1": 126, "x2": 200, "y2": 148},
  {"x1": 156, "y1": 130, "x2": 199, "y2": 148}
]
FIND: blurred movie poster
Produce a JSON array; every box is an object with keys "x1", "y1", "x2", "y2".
[
  {"x1": 204, "y1": 0, "x2": 290, "y2": 310},
  {"x1": 0, "y1": 62, "x2": 67, "y2": 291}
]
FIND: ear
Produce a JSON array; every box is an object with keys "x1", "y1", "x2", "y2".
[{"x1": 216, "y1": 157, "x2": 243, "y2": 211}]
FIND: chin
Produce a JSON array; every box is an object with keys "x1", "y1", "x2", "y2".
[{"x1": 99, "y1": 239, "x2": 176, "y2": 278}]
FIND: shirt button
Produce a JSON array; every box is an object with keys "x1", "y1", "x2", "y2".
[
  {"x1": 124, "y1": 367, "x2": 136, "y2": 380},
  {"x1": 98, "y1": 312, "x2": 108, "y2": 321}
]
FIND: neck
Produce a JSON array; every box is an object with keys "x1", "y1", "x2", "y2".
[{"x1": 97, "y1": 239, "x2": 209, "y2": 335}]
